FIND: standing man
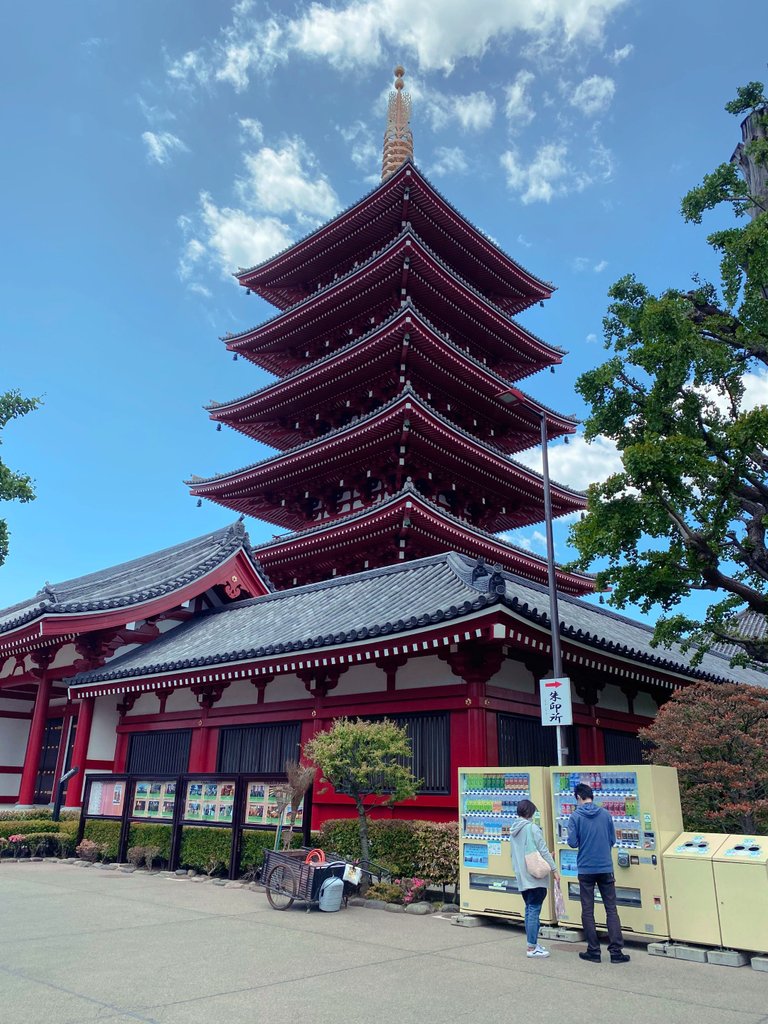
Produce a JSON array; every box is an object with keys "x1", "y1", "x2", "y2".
[{"x1": 567, "y1": 782, "x2": 630, "y2": 964}]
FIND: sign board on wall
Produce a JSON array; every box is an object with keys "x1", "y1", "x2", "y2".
[{"x1": 539, "y1": 677, "x2": 573, "y2": 727}]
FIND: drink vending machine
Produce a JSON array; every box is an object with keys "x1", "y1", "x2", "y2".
[
  {"x1": 550, "y1": 764, "x2": 683, "y2": 938},
  {"x1": 458, "y1": 766, "x2": 555, "y2": 923}
]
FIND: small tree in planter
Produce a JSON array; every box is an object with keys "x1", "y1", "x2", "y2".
[{"x1": 303, "y1": 718, "x2": 420, "y2": 870}]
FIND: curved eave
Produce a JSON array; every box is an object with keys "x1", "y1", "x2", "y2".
[
  {"x1": 254, "y1": 490, "x2": 594, "y2": 595},
  {"x1": 236, "y1": 161, "x2": 554, "y2": 309},
  {"x1": 0, "y1": 550, "x2": 269, "y2": 650},
  {"x1": 225, "y1": 230, "x2": 565, "y2": 369},
  {"x1": 188, "y1": 390, "x2": 586, "y2": 524},
  {"x1": 208, "y1": 310, "x2": 578, "y2": 450}
]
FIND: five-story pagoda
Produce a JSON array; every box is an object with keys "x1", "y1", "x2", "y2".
[{"x1": 189, "y1": 68, "x2": 593, "y2": 595}]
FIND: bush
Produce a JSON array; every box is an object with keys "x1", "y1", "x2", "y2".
[
  {"x1": 0, "y1": 820, "x2": 61, "y2": 841},
  {"x1": 0, "y1": 808, "x2": 53, "y2": 821},
  {"x1": 179, "y1": 827, "x2": 231, "y2": 876},
  {"x1": 239, "y1": 829, "x2": 305, "y2": 878},
  {"x1": 127, "y1": 823, "x2": 172, "y2": 862},
  {"x1": 82, "y1": 820, "x2": 121, "y2": 861},
  {"x1": 127, "y1": 844, "x2": 162, "y2": 869},
  {"x1": 414, "y1": 822, "x2": 459, "y2": 889},
  {"x1": 24, "y1": 831, "x2": 76, "y2": 857},
  {"x1": 76, "y1": 838, "x2": 105, "y2": 862},
  {"x1": 365, "y1": 882, "x2": 403, "y2": 904},
  {"x1": 318, "y1": 818, "x2": 421, "y2": 876}
]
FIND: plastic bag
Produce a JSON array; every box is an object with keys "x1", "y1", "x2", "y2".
[
  {"x1": 343, "y1": 864, "x2": 362, "y2": 885},
  {"x1": 553, "y1": 876, "x2": 566, "y2": 919}
]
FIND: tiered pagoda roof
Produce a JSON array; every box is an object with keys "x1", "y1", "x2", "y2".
[{"x1": 190, "y1": 68, "x2": 592, "y2": 594}]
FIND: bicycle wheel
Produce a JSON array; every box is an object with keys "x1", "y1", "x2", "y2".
[{"x1": 266, "y1": 864, "x2": 297, "y2": 910}]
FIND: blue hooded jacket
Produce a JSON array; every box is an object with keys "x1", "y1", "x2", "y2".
[{"x1": 567, "y1": 801, "x2": 615, "y2": 875}]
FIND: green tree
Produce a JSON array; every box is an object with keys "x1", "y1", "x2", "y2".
[
  {"x1": 0, "y1": 390, "x2": 41, "y2": 568},
  {"x1": 639, "y1": 682, "x2": 768, "y2": 833},
  {"x1": 303, "y1": 718, "x2": 420, "y2": 868},
  {"x1": 570, "y1": 81, "x2": 768, "y2": 665}
]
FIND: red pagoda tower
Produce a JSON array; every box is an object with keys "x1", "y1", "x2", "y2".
[{"x1": 189, "y1": 68, "x2": 592, "y2": 595}]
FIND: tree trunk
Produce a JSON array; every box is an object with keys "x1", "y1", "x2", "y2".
[
  {"x1": 354, "y1": 792, "x2": 372, "y2": 894},
  {"x1": 732, "y1": 108, "x2": 768, "y2": 219}
]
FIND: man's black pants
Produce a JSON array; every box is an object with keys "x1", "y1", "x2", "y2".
[{"x1": 578, "y1": 872, "x2": 625, "y2": 956}]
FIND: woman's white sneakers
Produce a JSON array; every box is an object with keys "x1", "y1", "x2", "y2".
[{"x1": 526, "y1": 945, "x2": 550, "y2": 958}]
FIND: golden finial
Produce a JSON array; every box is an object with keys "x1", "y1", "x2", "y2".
[{"x1": 382, "y1": 65, "x2": 413, "y2": 180}]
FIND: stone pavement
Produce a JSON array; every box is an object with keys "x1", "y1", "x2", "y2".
[{"x1": 0, "y1": 862, "x2": 765, "y2": 1024}]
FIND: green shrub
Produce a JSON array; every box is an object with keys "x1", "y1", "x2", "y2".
[
  {"x1": 239, "y1": 829, "x2": 305, "y2": 877},
  {"x1": 414, "y1": 822, "x2": 459, "y2": 889},
  {"x1": 365, "y1": 881, "x2": 403, "y2": 904},
  {"x1": 179, "y1": 827, "x2": 231, "y2": 876},
  {"x1": 82, "y1": 820, "x2": 121, "y2": 861},
  {"x1": 23, "y1": 831, "x2": 76, "y2": 857},
  {"x1": 0, "y1": 808, "x2": 53, "y2": 821},
  {"x1": 318, "y1": 818, "x2": 420, "y2": 875},
  {"x1": 127, "y1": 823, "x2": 172, "y2": 862},
  {"x1": 0, "y1": 820, "x2": 61, "y2": 840}
]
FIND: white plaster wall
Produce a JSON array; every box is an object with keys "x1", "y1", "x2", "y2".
[
  {"x1": 0, "y1": 698, "x2": 29, "y2": 712},
  {"x1": 0, "y1": 716, "x2": 30, "y2": 765},
  {"x1": 488, "y1": 658, "x2": 536, "y2": 693},
  {"x1": 213, "y1": 680, "x2": 259, "y2": 708},
  {"x1": 0, "y1": 654, "x2": 31, "y2": 681},
  {"x1": 161, "y1": 688, "x2": 201, "y2": 713},
  {"x1": 88, "y1": 699, "x2": 119, "y2": 762},
  {"x1": 50, "y1": 643, "x2": 77, "y2": 671},
  {"x1": 634, "y1": 691, "x2": 659, "y2": 718},
  {"x1": 395, "y1": 655, "x2": 461, "y2": 690},
  {"x1": 333, "y1": 664, "x2": 386, "y2": 696},
  {"x1": 598, "y1": 684, "x2": 629, "y2": 712},
  {"x1": 264, "y1": 674, "x2": 309, "y2": 703},
  {"x1": 0, "y1": 772, "x2": 21, "y2": 797},
  {"x1": 123, "y1": 693, "x2": 150, "y2": 716}
]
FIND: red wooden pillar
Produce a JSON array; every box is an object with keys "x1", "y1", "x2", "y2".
[
  {"x1": 441, "y1": 642, "x2": 505, "y2": 768},
  {"x1": 17, "y1": 654, "x2": 55, "y2": 805},
  {"x1": 64, "y1": 697, "x2": 95, "y2": 807}
]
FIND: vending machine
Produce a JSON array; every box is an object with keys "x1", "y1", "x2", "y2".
[
  {"x1": 712, "y1": 835, "x2": 768, "y2": 953},
  {"x1": 550, "y1": 764, "x2": 683, "y2": 938},
  {"x1": 458, "y1": 766, "x2": 555, "y2": 924}
]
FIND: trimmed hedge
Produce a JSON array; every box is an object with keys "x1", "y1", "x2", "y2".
[
  {"x1": 0, "y1": 820, "x2": 62, "y2": 840},
  {"x1": 179, "y1": 827, "x2": 231, "y2": 875},
  {"x1": 317, "y1": 818, "x2": 459, "y2": 885},
  {"x1": 127, "y1": 823, "x2": 172, "y2": 862},
  {"x1": 82, "y1": 820, "x2": 121, "y2": 861}
]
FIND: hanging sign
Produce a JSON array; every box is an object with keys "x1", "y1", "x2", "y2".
[{"x1": 539, "y1": 677, "x2": 573, "y2": 727}]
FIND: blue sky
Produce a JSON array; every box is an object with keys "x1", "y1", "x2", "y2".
[{"x1": 1, "y1": 0, "x2": 766, "y2": 626}]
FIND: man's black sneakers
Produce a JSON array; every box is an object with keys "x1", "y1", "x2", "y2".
[
  {"x1": 579, "y1": 951, "x2": 601, "y2": 963},
  {"x1": 610, "y1": 953, "x2": 631, "y2": 963}
]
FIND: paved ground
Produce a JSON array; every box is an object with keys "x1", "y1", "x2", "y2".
[{"x1": 0, "y1": 862, "x2": 765, "y2": 1024}]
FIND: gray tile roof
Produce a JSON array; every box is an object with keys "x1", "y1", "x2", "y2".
[
  {"x1": 69, "y1": 551, "x2": 766, "y2": 690},
  {"x1": 0, "y1": 521, "x2": 269, "y2": 636}
]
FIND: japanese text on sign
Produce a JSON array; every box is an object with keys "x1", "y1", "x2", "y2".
[{"x1": 539, "y1": 677, "x2": 573, "y2": 727}]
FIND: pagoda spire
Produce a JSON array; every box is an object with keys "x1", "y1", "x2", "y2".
[{"x1": 382, "y1": 65, "x2": 413, "y2": 180}]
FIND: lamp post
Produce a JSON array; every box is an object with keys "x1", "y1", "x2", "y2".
[{"x1": 499, "y1": 389, "x2": 567, "y2": 766}]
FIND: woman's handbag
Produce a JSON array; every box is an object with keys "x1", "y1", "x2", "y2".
[{"x1": 524, "y1": 823, "x2": 552, "y2": 879}]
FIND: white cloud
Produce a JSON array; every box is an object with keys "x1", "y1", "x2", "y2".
[
  {"x1": 238, "y1": 138, "x2": 339, "y2": 224},
  {"x1": 188, "y1": 282, "x2": 212, "y2": 298},
  {"x1": 196, "y1": 194, "x2": 294, "y2": 273},
  {"x1": 593, "y1": 259, "x2": 608, "y2": 272},
  {"x1": 742, "y1": 369, "x2": 768, "y2": 410},
  {"x1": 570, "y1": 74, "x2": 615, "y2": 116},
  {"x1": 586, "y1": 332, "x2": 598, "y2": 343},
  {"x1": 238, "y1": 117, "x2": 263, "y2": 143},
  {"x1": 504, "y1": 70, "x2": 536, "y2": 128},
  {"x1": 573, "y1": 256, "x2": 608, "y2": 272},
  {"x1": 178, "y1": 134, "x2": 339, "y2": 283},
  {"x1": 142, "y1": 131, "x2": 187, "y2": 165},
  {"x1": 609, "y1": 42, "x2": 633, "y2": 63},
  {"x1": 429, "y1": 146, "x2": 469, "y2": 177},
  {"x1": 517, "y1": 233, "x2": 533, "y2": 248},
  {"x1": 168, "y1": 1, "x2": 626, "y2": 89},
  {"x1": 338, "y1": 120, "x2": 379, "y2": 175},
  {"x1": 425, "y1": 90, "x2": 496, "y2": 132},
  {"x1": 515, "y1": 434, "x2": 622, "y2": 490},
  {"x1": 501, "y1": 142, "x2": 569, "y2": 204}
]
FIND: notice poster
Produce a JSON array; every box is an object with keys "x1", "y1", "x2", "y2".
[
  {"x1": 87, "y1": 780, "x2": 125, "y2": 818},
  {"x1": 132, "y1": 780, "x2": 176, "y2": 819},
  {"x1": 184, "y1": 780, "x2": 235, "y2": 823},
  {"x1": 243, "y1": 781, "x2": 304, "y2": 828}
]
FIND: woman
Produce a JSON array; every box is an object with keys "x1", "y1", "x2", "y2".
[{"x1": 509, "y1": 799, "x2": 559, "y2": 958}]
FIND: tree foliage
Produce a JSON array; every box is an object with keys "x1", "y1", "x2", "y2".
[
  {"x1": 570, "y1": 82, "x2": 768, "y2": 665},
  {"x1": 303, "y1": 717, "x2": 420, "y2": 867},
  {"x1": 0, "y1": 389, "x2": 41, "y2": 568},
  {"x1": 639, "y1": 683, "x2": 768, "y2": 833}
]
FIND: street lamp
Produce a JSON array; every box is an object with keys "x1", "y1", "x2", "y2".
[{"x1": 499, "y1": 388, "x2": 567, "y2": 766}]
